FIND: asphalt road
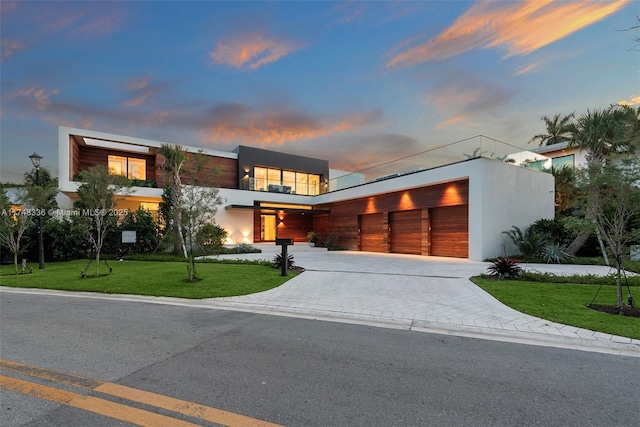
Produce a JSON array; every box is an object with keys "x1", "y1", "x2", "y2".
[{"x1": 1, "y1": 292, "x2": 638, "y2": 426}]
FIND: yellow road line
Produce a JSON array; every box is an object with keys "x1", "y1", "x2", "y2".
[
  {"x1": 1, "y1": 359, "x2": 283, "y2": 427},
  {"x1": 1, "y1": 375, "x2": 199, "y2": 427}
]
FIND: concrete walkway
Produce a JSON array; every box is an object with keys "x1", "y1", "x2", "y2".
[{"x1": 3, "y1": 244, "x2": 638, "y2": 357}]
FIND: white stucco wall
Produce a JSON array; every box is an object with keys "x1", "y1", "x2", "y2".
[{"x1": 467, "y1": 158, "x2": 555, "y2": 260}]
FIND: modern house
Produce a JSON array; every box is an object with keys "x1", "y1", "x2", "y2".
[{"x1": 57, "y1": 126, "x2": 555, "y2": 261}]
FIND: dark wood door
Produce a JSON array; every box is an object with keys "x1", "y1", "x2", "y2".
[
  {"x1": 430, "y1": 205, "x2": 468, "y2": 258},
  {"x1": 358, "y1": 213, "x2": 384, "y2": 252},
  {"x1": 390, "y1": 210, "x2": 422, "y2": 255}
]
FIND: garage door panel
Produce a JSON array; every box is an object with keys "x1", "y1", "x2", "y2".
[
  {"x1": 390, "y1": 210, "x2": 422, "y2": 255},
  {"x1": 430, "y1": 205, "x2": 468, "y2": 258},
  {"x1": 359, "y1": 213, "x2": 384, "y2": 252}
]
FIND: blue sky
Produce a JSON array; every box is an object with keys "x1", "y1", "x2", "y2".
[{"x1": 1, "y1": 0, "x2": 637, "y2": 183}]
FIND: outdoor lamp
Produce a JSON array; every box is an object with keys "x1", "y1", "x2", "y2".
[
  {"x1": 29, "y1": 152, "x2": 43, "y2": 168},
  {"x1": 28, "y1": 152, "x2": 45, "y2": 269}
]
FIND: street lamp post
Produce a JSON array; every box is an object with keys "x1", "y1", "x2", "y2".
[{"x1": 29, "y1": 152, "x2": 45, "y2": 270}]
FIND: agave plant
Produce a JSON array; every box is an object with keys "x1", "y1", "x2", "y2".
[{"x1": 539, "y1": 242, "x2": 572, "y2": 264}]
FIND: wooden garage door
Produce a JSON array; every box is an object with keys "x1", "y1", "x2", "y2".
[
  {"x1": 390, "y1": 210, "x2": 422, "y2": 255},
  {"x1": 430, "y1": 205, "x2": 468, "y2": 258},
  {"x1": 358, "y1": 213, "x2": 384, "y2": 252}
]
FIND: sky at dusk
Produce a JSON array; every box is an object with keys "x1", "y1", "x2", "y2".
[{"x1": 1, "y1": 0, "x2": 638, "y2": 183}]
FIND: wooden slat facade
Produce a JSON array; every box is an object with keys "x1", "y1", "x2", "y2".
[
  {"x1": 314, "y1": 179, "x2": 469, "y2": 257},
  {"x1": 177, "y1": 152, "x2": 238, "y2": 189},
  {"x1": 77, "y1": 146, "x2": 157, "y2": 183},
  {"x1": 76, "y1": 147, "x2": 238, "y2": 190},
  {"x1": 389, "y1": 209, "x2": 422, "y2": 255},
  {"x1": 429, "y1": 205, "x2": 469, "y2": 258}
]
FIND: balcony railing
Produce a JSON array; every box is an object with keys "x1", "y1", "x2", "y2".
[{"x1": 240, "y1": 178, "x2": 325, "y2": 195}]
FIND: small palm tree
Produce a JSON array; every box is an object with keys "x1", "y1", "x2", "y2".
[{"x1": 529, "y1": 113, "x2": 575, "y2": 147}]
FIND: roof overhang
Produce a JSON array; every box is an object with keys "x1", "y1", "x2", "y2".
[{"x1": 225, "y1": 204, "x2": 330, "y2": 214}]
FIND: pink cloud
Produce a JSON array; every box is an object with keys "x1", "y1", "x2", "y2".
[
  {"x1": 1, "y1": 39, "x2": 25, "y2": 60},
  {"x1": 12, "y1": 87, "x2": 60, "y2": 111},
  {"x1": 210, "y1": 32, "x2": 301, "y2": 69},
  {"x1": 386, "y1": 0, "x2": 630, "y2": 68},
  {"x1": 202, "y1": 104, "x2": 381, "y2": 145}
]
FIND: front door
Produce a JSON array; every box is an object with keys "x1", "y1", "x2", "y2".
[{"x1": 261, "y1": 214, "x2": 277, "y2": 241}]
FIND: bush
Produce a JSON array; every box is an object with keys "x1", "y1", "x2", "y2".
[
  {"x1": 503, "y1": 226, "x2": 544, "y2": 257},
  {"x1": 196, "y1": 223, "x2": 228, "y2": 249},
  {"x1": 503, "y1": 221, "x2": 573, "y2": 263},
  {"x1": 228, "y1": 243, "x2": 260, "y2": 254},
  {"x1": 486, "y1": 257, "x2": 523, "y2": 279},
  {"x1": 42, "y1": 218, "x2": 90, "y2": 261},
  {"x1": 272, "y1": 253, "x2": 295, "y2": 270},
  {"x1": 116, "y1": 208, "x2": 161, "y2": 256},
  {"x1": 529, "y1": 218, "x2": 573, "y2": 246},
  {"x1": 539, "y1": 242, "x2": 572, "y2": 264}
]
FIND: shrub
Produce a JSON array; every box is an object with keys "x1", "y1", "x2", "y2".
[
  {"x1": 307, "y1": 231, "x2": 320, "y2": 245},
  {"x1": 529, "y1": 218, "x2": 573, "y2": 246},
  {"x1": 196, "y1": 223, "x2": 227, "y2": 249},
  {"x1": 486, "y1": 257, "x2": 523, "y2": 279},
  {"x1": 539, "y1": 242, "x2": 573, "y2": 264},
  {"x1": 272, "y1": 253, "x2": 295, "y2": 270},
  {"x1": 231, "y1": 243, "x2": 259, "y2": 254},
  {"x1": 503, "y1": 226, "x2": 544, "y2": 257}
]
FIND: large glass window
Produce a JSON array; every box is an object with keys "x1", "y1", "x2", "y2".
[
  {"x1": 551, "y1": 154, "x2": 574, "y2": 170},
  {"x1": 282, "y1": 170, "x2": 296, "y2": 192},
  {"x1": 252, "y1": 167, "x2": 322, "y2": 195},
  {"x1": 267, "y1": 168, "x2": 281, "y2": 188},
  {"x1": 254, "y1": 167, "x2": 267, "y2": 191},
  {"x1": 108, "y1": 155, "x2": 146, "y2": 180},
  {"x1": 108, "y1": 155, "x2": 127, "y2": 176},
  {"x1": 128, "y1": 158, "x2": 146, "y2": 180},
  {"x1": 308, "y1": 174, "x2": 320, "y2": 196}
]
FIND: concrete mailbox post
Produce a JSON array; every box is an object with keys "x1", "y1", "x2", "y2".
[{"x1": 275, "y1": 238, "x2": 294, "y2": 276}]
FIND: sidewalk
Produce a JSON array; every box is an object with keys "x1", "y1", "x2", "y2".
[{"x1": 3, "y1": 244, "x2": 638, "y2": 357}]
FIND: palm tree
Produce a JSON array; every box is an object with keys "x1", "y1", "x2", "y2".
[
  {"x1": 158, "y1": 144, "x2": 188, "y2": 258},
  {"x1": 551, "y1": 165, "x2": 574, "y2": 214},
  {"x1": 529, "y1": 113, "x2": 575, "y2": 146},
  {"x1": 564, "y1": 105, "x2": 638, "y2": 255}
]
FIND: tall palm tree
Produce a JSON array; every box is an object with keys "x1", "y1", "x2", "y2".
[
  {"x1": 565, "y1": 105, "x2": 637, "y2": 255},
  {"x1": 158, "y1": 144, "x2": 188, "y2": 258},
  {"x1": 529, "y1": 113, "x2": 575, "y2": 146}
]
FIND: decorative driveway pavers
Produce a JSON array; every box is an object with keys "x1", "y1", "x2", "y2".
[{"x1": 209, "y1": 245, "x2": 639, "y2": 356}]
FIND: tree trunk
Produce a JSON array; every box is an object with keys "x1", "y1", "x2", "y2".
[
  {"x1": 13, "y1": 251, "x2": 18, "y2": 275},
  {"x1": 566, "y1": 229, "x2": 591, "y2": 256},
  {"x1": 616, "y1": 259, "x2": 624, "y2": 310},
  {"x1": 95, "y1": 250, "x2": 100, "y2": 277}
]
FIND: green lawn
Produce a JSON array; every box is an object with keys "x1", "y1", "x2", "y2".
[
  {"x1": 0, "y1": 259, "x2": 293, "y2": 299},
  {"x1": 473, "y1": 277, "x2": 640, "y2": 340}
]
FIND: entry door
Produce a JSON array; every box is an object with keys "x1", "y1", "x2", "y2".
[{"x1": 261, "y1": 215, "x2": 277, "y2": 241}]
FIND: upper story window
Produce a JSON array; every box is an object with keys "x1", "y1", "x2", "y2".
[
  {"x1": 108, "y1": 155, "x2": 146, "y2": 180},
  {"x1": 551, "y1": 154, "x2": 574, "y2": 170},
  {"x1": 253, "y1": 166, "x2": 321, "y2": 195}
]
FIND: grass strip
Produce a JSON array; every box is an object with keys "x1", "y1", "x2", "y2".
[
  {"x1": 0, "y1": 260, "x2": 293, "y2": 299},
  {"x1": 472, "y1": 277, "x2": 640, "y2": 340}
]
